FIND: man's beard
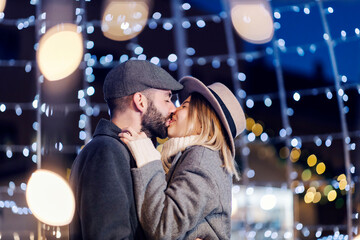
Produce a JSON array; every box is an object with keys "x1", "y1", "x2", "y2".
[{"x1": 141, "y1": 100, "x2": 169, "y2": 139}]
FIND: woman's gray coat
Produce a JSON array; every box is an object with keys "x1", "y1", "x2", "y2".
[{"x1": 131, "y1": 145, "x2": 232, "y2": 240}]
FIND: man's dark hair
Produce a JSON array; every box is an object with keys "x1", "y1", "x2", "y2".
[
  {"x1": 106, "y1": 89, "x2": 155, "y2": 118},
  {"x1": 106, "y1": 95, "x2": 133, "y2": 118}
]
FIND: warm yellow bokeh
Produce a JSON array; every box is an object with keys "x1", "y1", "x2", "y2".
[
  {"x1": 290, "y1": 148, "x2": 301, "y2": 162},
  {"x1": 252, "y1": 123, "x2": 263, "y2": 136},
  {"x1": 327, "y1": 190, "x2": 337, "y2": 202},
  {"x1": 313, "y1": 192, "x2": 321, "y2": 203},
  {"x1": 307, "y1": 187, "x2": 316, "y2": 194},
  {"x1": 339, "y1": 179, "x2": 347, "y2": 190},
  {"x1": 0, "y1": 0, "x2": 6, "y2": 12},
  {"x1": 246, "y1": 117, "x2": 255, "y2": 131},
  {"x1": 307, "y1": 154, "x2": 317, "y2": 167},
  {"x1": 316, "y1": 162, "x2": 326, "y2": 175},
  {"x1": 304, "y1": 192, "x2": 314, "y2": 203},
  {"x1": 337, "y1": 174, "x2": 346, "y2": 182},
  {"x1": 26, "y1": 169, "x2": 75, "y2": 226},
  {"x1": 37, "y1": 23, "x2": 83, "y2": 81},
  {"x1": 101, "y1": 1, "x2": 149, "y2": 41},
  {"x1": 230, "y1": 0, "x2": 274, "y2": 44}
]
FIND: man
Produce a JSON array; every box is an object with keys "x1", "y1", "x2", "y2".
[{"x1": 69, "y1": 60, "x2": 183, "y2": 239}]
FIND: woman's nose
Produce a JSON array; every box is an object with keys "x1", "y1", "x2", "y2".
[
  {"x1": 175, "y1": 106, "x2": 182, "y2": 113},
  {"x1": 169, "y1": 102, "x2": 177, "y2": 113}
]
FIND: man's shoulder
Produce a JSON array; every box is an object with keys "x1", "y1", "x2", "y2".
[
  {"x1": 85, "y1": 134, "x2": 125, "y2": 150},
  {"x1": 76, "y1": 135, "x2": 130, "y2": 163},
  {"x1": 71, "y1": 136, "x2": 131, "y2": 176}
]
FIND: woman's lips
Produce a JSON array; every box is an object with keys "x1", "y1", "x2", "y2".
[{"x1": 168, "y1": 119, "x2": 175, "y2": 125}]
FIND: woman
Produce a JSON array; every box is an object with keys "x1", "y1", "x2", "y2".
[{"x1": 119, "y1": 76, "x2": 246, "y2": 240}]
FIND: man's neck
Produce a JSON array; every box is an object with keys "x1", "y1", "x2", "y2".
[{"x1": 111, "y1": 111, "x2": 142, "y2": 133}]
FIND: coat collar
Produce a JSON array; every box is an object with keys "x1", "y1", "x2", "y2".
[{"x1": 93, "y1": 118, "x2": 122, "y2": 140}]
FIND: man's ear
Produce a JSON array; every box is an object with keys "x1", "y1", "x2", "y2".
[{"x1": 133, "y1": 92, "x2": 148, "y2": 113}]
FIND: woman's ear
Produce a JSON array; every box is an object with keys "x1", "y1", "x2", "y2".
[{"x1": 133, "y1": 92, "x2": 148, "y2": 113}]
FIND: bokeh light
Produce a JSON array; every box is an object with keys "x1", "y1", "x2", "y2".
[
  {"x1": 246, "y1": 117, "x2": 255, "y2": 131},
  {"x1": 290, "y1": 148, "x2": 301, "y2": 162},
  {"x1": 307, "y1": 187, "x2": 316, "y2": 194},
  {"x1": 0, "y1": 0, "x2": 6, "y2": 12},
  {"x1": 301, "y1": 169, "x2": 312, "y2": 181},
  {"x1": 230, "y1": 0, "x2": 274, "y2": 44},
  {"x1": 26, "y1": 169, "x2": 75, "y2": 226},
  {"x1": 313, "y1": 192, "x2": 321, "y2": 203},
  {"x1": 307, "y1": 154, "x2": 317, "y2": 167},
  {"x1": 101, "y1": 0, "x2": 149, "y2": 41},
  {"x1": 260, "y1": 194, "x2": 277, "y2": 210},
  {"x1": 316, "y1": 162, "x2": 326, "y2": 175},
  {"x1": 339, "y1": 179, "x2": 347, "y2": 190},
  {"x1": 279, "y1": 147, "x2": 289, "y2": 159},
  {"x1": 327, "y1": 190, "x2": 337, "y2": 201},
  {"x1": 37, "y1": 23, "x2": 83, "y2": 81},
  {"x1": 337, "y1": 173, "x2": 346, "y2": 181},
  {"x1": 304, "y1": 192, "x2": 314, "y2": 203},
  {"x1": 252, "y1": 123, "x2": 263, "y2": 136}
]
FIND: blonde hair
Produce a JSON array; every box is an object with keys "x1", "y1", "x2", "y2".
[{"x1": 163, "y1": 92, "x2": 239, "y2": 180}]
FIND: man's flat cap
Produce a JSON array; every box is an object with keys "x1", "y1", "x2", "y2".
[{"x1": 103, "y1": 60, "x2": 183, "y2": 101}]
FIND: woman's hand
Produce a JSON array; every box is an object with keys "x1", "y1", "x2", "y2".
[
  {"x1": 118, "y1": 127, "x2": 160, "y2": 168},
  {"x1": 119, "y1": 127, "x2": 147, "y2": 145}
]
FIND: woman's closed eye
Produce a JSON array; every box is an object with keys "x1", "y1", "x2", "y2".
[{"x1": 181, "y1": 101, "x2": 190, "y2": 108}]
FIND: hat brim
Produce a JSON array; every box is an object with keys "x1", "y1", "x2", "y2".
[{"x1": 178, "y1": 76, "x2": 236, "y2": 157}]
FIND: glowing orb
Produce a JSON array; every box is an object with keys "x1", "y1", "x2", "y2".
[
  {"x1": 0, "y1": 0, "x2": 6, "y2": 13},
  {"x1": 231, "y1": 0, "x2": 274, "y2": 44},
  {"x1": 26, "y1": 169, "x2": 75, "y2": 226},
  {"x1": 260, "y1": 194, "x2": 277, "y2": 210},
  {"x1": 101, "y1": 1, "x2": 149, "y2": 41},
  {"x1": 37, "y1": 23, "x2": 83, "y2": 81}
]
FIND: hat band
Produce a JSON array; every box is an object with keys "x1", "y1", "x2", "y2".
[{"x1": 209, "y1": 88, "x2": 236, "y2": 138}]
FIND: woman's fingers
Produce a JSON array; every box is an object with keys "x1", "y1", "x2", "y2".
[
  {"x1": 118, "y1": 128, "x2": 148, "y2": 143},
  {"x1": 139, "y1": 132, "x2": 147, "y2": 138},
  {"x1": 126, "y1": 127, "x2": 138, "y2": 137},
  {"x1": 119, "y1": 136, "x2": 129, "y2": 145}
]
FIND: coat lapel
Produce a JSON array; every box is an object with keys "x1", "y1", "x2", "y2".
[{"x1": 165, "y1": 151, "x2": 183, "y2": 183}]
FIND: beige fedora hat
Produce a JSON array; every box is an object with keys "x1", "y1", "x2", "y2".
[{"x1": 179, "y1": 76, "x2": 246, "y2": 157}]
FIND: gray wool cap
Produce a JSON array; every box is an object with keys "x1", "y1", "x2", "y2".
[{"x1": 103, "y1": 60, "x2": 183, "y2": 101}]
